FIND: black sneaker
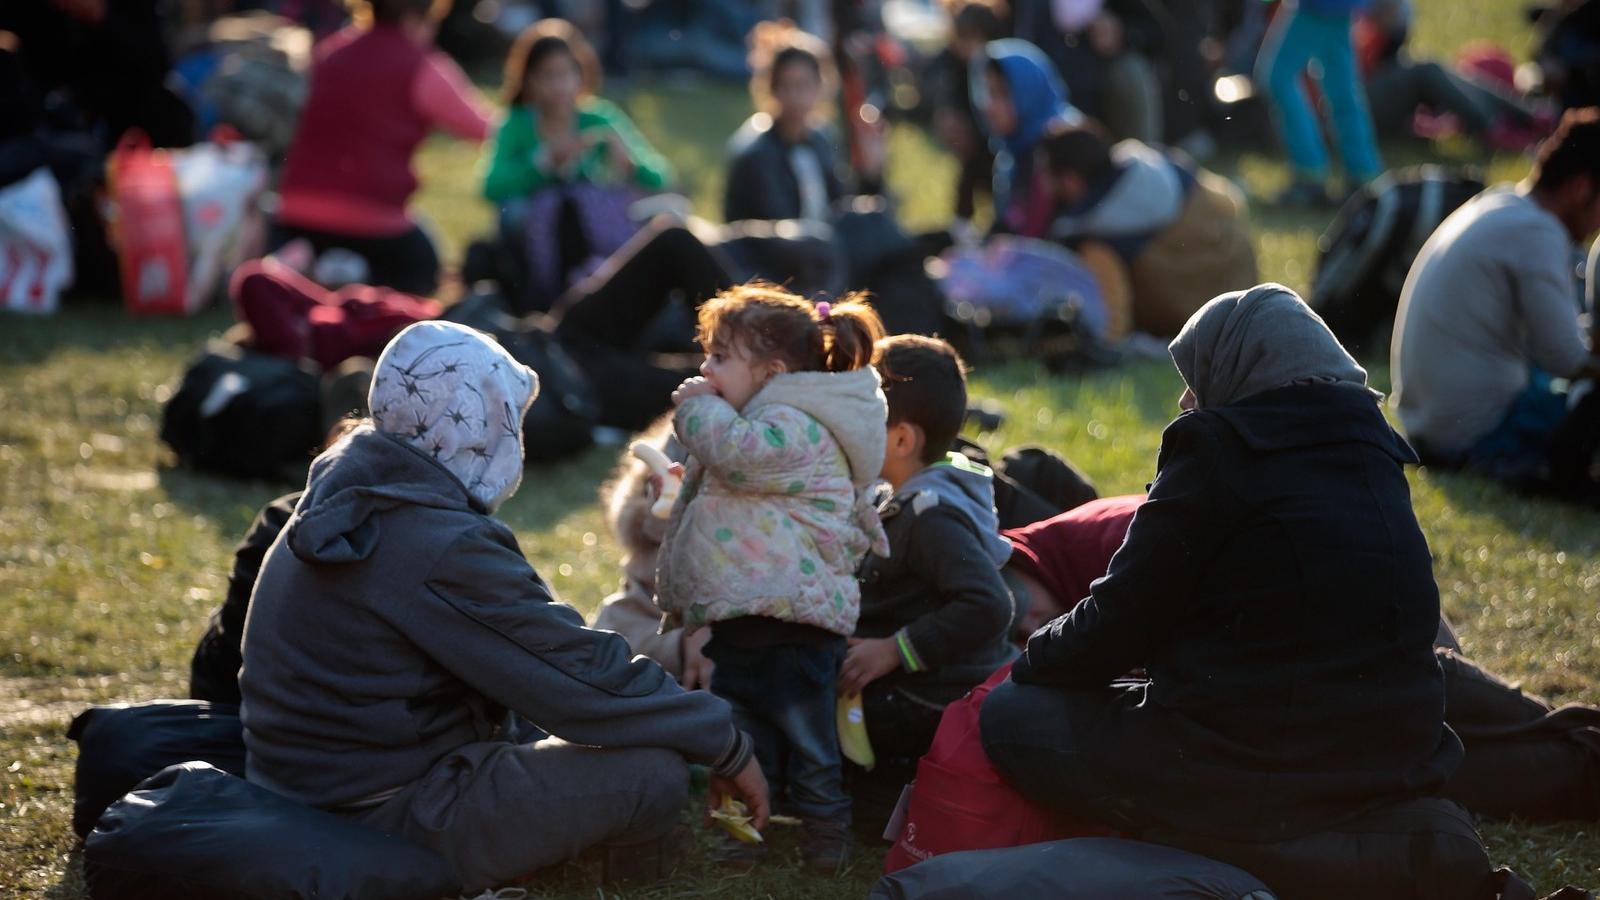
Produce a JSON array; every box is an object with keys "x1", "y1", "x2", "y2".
[{"x1": 802, "y1": 816, "x2": 852, "y2": 875}]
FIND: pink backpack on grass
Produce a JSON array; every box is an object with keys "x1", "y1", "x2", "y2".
[{"x1": 882, "y1": 662, "x2": 1110, "y2": 874}]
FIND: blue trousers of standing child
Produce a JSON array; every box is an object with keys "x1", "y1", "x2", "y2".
[
  {"x1": 705, "y1": 637, "x2": 851, "y2": 824},
  {"x1": 1255, "y1": 2, "x2": 1384, "y2": 184}
]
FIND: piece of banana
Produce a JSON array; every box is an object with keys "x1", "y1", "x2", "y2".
[
  {"x1": 630, "y1": 441, "x2": 681, "y2": 519},
  {"x1": 837, "y1": 693, "x2": 876, "y2": 770},
  {"x1": 710, "y1": 796, "x2": 764, "y2": 843}
]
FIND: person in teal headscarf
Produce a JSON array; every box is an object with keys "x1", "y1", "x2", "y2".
[{"x1": 970, "y1": 38, "x2": 1082, "y2": 234}]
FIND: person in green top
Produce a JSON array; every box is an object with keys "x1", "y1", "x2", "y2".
[{"x1": 481, "y1": 19, "x2": 673, "y2": 204}]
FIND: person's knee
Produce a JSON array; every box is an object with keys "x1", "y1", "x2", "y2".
[{"x1": 626, "y1": 747, "x2": 690, "y2": 830}]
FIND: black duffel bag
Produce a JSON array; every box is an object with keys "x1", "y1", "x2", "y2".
[
  {"x1": 68, "y1": 700, "x2": 246, "y2": 840},
  {"x1": 85, "y1": 761, "x2": 459, "y2": 900},
  {"x1": 160, "y1": 341, "x2": 323, "y2": 479}
]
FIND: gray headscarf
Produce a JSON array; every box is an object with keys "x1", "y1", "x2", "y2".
[
  {"x1": 1168, "y1": 283, "x2": 1371, "y2": 409},
  {"x1": 368, "y1": 321, "x2": 538, "y2": 512}
]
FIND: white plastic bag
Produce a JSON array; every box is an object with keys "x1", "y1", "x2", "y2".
[
  {"x1": 0, "y1": 168, "x2": 74, "y2": 314},
  {"x1": 172, "y1": 140, "x2": 269, "y2": 312}
]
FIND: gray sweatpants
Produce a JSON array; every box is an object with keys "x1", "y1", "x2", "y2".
[{"x1": 350, "y1": 738, "x2": 690, "y2": 892}]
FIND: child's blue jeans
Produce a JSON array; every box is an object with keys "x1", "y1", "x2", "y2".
[
  {"x1": 1255, "y1": 4, "x2": 1383, "y2": 184},
  {"x1": 705, "y1": 636, "x2": 851, "y2": 824}
]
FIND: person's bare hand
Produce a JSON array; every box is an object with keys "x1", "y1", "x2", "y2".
[
  {"x1": 548, "y1": 132, "x2": 584, "y2": 169},
  {"x1": 1087, "y1": 11, "x2": 1124, "y2": 56},
  {"x1": 646, "y1": 461, "x2": 686, "y2": 500},
  {"x1": 606, "y1": 132, "x2": 636, "y2": 181},
  {"x1": 679, "y1": 627, "x2": 715, "y2": 690},
  {"x1": 672, "y1": 377, "x2": 718, "y2": 406},
  {"x1": 838, "y1": 636, "x2": 902, "y2": 697},
  {"x1": 708, "y1": 756, "x2": 770, "y2": 831}
]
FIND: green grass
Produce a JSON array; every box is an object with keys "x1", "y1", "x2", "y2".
[{"x1": 6, "y1": 6, "x2": 1600, "y2": 895}]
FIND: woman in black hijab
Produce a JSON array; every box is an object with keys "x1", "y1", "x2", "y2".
[{"x1": 980, "y1": 283, "x2": 1462, "y2": 845}]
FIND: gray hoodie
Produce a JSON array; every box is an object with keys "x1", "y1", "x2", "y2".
[
  {"x1": 855, "y1": 453, "x2": 1017, "y2": 694},
  {"x1": 240, "y1": 426, "x2": 746, "y2": 808},
  {"x1": 1048, "y1": 139, "x2": 1185, "y2": 241}
]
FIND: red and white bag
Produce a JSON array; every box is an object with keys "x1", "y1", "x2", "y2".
[
  {"x1": 882, "y1": 663, "x2": 1109, "y2": 873},
  {"x1": 0, "y1": 168, "x2": 74, "y2": 314},
  {"x1": 108, "y1": 130, "x2": 267, "y2": 316}
]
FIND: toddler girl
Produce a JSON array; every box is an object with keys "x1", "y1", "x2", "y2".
[{"x1": 657, "y1": 284, "x2": 889, "y2": 873}]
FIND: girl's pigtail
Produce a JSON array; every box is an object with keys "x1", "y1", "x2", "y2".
[{"x1": 820, "y1": 293, "x2": 886, "y2": 372}]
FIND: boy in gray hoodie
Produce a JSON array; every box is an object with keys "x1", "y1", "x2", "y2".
[{"x1": 841, "y1": 336, "x2": 1017, "y2": 789}]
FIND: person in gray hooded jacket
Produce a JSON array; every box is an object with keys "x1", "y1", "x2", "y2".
[{"x1": 239, "y1": 320, "x2": 767, "y2": 893}]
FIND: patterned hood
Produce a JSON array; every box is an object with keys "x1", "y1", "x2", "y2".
[{"x1": 368, "y1": 321, "x2": 538, "y2": 512}]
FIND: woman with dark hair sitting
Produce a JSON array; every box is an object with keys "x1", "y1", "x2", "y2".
[
  {"x1": 271, "y1": 0, "x2": 494, "y2": 295},
  {"x1": 480, "y1": 19, "x2": 672, "y2": 305}
]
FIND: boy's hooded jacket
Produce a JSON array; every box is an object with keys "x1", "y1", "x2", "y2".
[
  {"x1": 857, "y1": 453, "x2": 1017, "y2": 701},
  {"x1": 242, "y1": 322, "x2": 748, "y2": 809},
  {"x1": 657, "y1": 367, "x2": 890, "y2": 637}
]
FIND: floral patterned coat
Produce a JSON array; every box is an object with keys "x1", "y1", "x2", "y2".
[{"x1": 656, "y1": 367, "x2": 890, "y2": 637}]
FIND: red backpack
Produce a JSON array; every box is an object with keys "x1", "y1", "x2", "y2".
[{"x1": 883, "y1": 663, "x2": 1109, "y2": 873}]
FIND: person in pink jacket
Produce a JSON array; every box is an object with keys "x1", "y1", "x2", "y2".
[{"x1": 656, "y1": 284, "x2": 888, "y2": 873}]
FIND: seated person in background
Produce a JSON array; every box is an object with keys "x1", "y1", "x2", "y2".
[
  {"x1": 927, "y1": 0, "x2": 1006, "y2": 233},
  {"x1": 1391, "y1": 108, "x2": 1600, "y2": 497},
  {"x1": 1357, "y1": 0, "x2": 1542, "y2": 148},
  {"x1": 724, "y1": 21, "x2": 857, "y2": 223},
  {"x1": 973, "y1": 38, "x2": 1082, "y2": 236},
  {"x1": 480, "y1": 20, "x2": 672, "y2": 266},
  {"x1": 1038, "y1": 119, "x2": 1257, "y2": 338},
  {"x1": 272, "y1": 0, "x2": 494, "y2": 296},
  {"x1": 1011, "y1": 0, "x2": 1166, "y2": 144},
  {"x1": 841, "y1": 336, "x2": 1018, "y2": 794},
  {"x1": 983, "y1": 285, "x2": 1462, "y2": 857}
]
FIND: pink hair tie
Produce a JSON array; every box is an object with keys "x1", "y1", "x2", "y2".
[{"x1": 816, "y1": 301, "x2": 832, "y2": 322}]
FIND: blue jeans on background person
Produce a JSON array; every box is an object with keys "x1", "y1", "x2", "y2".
[
  {"x1": 704, "y1": 636, "x2": 850, "y2": 824},
  {"x1": 1256, "y1": 3, "x2": 1383, "y2": 185}
]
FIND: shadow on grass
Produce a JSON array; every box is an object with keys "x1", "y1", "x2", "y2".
[
  {"x1": 1427, "y1": 466, "x2": 1600, "y2": 553},
  {"x1": 1, "y1": 306, "x2": 235, "y2": 368}
]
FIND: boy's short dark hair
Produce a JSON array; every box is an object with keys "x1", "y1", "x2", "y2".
[
  {"x1": 1040, "y1": 119, "x2": 1114, "y2": 183},
  {"x1": 1532, "y1": 107, "x2": 1600, "y2": 192},
  {"x1": 877, "y1": 335, "x2": 968, "y2": 466}
]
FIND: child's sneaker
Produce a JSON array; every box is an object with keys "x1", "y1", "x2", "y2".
[{"x1": 802, "y1": 816, "x2": 852, "y2": 875}]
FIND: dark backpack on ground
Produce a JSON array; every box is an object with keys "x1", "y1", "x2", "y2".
[
  {"x1": 441, "y1": 289, "x2": 601, "y2": 462},
  {"x1": 1438, "y1": 647, "x2": 1600, "y2": 822},
  {"x1": 160, "y1": 341, "x2": 323, "y2": 479},
  {"x1": 85, "y1": 761, "x2": 459, "y2": 900},
  {"x1": 1311, "y1": 165, "x2": 1485, "y2": 355},
  {"x1": 68, "y1": 700, "x2": 246, "y2": 839}
]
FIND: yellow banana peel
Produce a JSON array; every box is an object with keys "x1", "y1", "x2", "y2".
[
  {"x1": 710, "y1": 796, "x2": 764, "y2": 843},
  {"x1": 837, "y1": 694, "x2": 876, "y2": 770}
]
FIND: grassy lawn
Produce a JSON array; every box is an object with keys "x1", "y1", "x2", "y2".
[{"x1": 6, "y1": 2, "x2": 1600, "y2": 895}]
